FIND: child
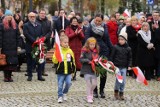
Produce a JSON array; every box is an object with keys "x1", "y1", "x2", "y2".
[
  {"x1": 110, "y1": 31, "x2": 132, "y2": 100},
  {"x1": 52, "y1": 35, "x2": 76, "y2": 103},
  {"x1": 80, "y1": 37, "x2": 99, "y2": 103}
]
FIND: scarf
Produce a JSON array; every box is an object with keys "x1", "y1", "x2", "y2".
[
  {"x1": 138, "y1": 30, "x2": 151, "y2": 44},
  {"x1": 91, "y1": 20, "x2": 104, "y2": 37},
  {"x1": 132, "y1": 24, "x2": 141, "y2": 32},
  {"x1": 71, "y1": 25, "x2": 78, "y2": 31}
]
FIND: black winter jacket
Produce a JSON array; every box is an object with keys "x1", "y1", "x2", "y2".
[
  {"x1": 110, "y1": 43, "x2": 132, "y2": 68},
  {"x1": 23, "y1": 21, "x2": 43, "y2": 53},
  {"x1": 0, "y1": 24, "x2": 20, "y2": 65},
  {"x1": 36, "y1": 17, "x2": 52, "y2": 50}
]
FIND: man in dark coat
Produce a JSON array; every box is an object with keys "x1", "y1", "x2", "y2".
[
  {"x1": 54, "y1": 9, "x2": 70, "y2": 33},
  {"x1": 148, "y1": 11, "x2": 160, "y2": 79},
  {"x1": 23, "y1": 12, "x2": 45, "y2": 81},
  {"x1": 155, "y1": 28, "x2": 160, "y2": 81},
  {"x1": 36, "y1": 9, "x2": 52, "y2": 76}
]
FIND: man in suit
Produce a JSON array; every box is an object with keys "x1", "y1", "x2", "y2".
[
  {"x1": 149, "y1": 10, "x2": 160, "y2": 80},
  {"x1": 54, "y1": 9, "x2": 70, "y2": 33},
  {"x1": 36, "y1": 9, "x2": 52, "y2": 76},
  {"x1": 23, "y1": 12, "x2": 45, "y2": 81}
]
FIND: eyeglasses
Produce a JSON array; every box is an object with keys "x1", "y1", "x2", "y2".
[{"x1": 29, "y1": 16, "x2": 35, "y2": 18}]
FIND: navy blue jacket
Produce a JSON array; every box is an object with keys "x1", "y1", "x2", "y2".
[
  {"x1": 85, "y1": 24, "x2": 112, "y2": 57},
  {"x1": 54, "y1": 17, "x2": 70, "y2": 33},
  {"x1": 23, "y1": 21, "x2": 43, "y2": 53}
]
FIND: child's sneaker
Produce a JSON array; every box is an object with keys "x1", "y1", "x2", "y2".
[
  {"x1": 63, "y1": 94, "x2": 67, "y2": 101},
  {"x1": 58, "y1": 97, "x2": 63, "y2": 103},
  {"x1": 87, "y1": 96, "x2": 93, "y2": 103}
]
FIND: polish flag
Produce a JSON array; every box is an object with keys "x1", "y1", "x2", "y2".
[
  {"x1": 123, "y1": 9, "x2": 130, "y2": 17},
  {"x1": 54, "y1": 31, "x2": 63, "y2": 63},
  {"x1": 115, "y1": 68, "x2": 123, "y2": 83},
  {"x1": 132, "y1": 67, "x2": 148, "y2": 86}
]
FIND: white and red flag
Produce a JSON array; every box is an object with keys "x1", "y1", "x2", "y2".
[
  {"x1": 54, "y1": 31, "x2": 63, "y2": 63},
  {"x1": 132, "y1": 67, "x2": 148, "y2": 86},
  {"x1": 123, "y1": 9, "x2": 130, "y2": 17}
]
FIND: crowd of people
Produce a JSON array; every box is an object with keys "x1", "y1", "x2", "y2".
[{"x1": 0, "y1": 7, "x2": 160, "y2": 103}]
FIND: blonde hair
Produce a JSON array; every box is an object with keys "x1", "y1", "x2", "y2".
[
  {"x1": 131, "y1": 16, "x2": 138, "y2": 21},
  {"x1": 141, "y1": 22, "x2": 150, "y2": 31},
  {"x1": 60, "y1": 34, "x2": 69, "y2": 42},
  {"x1": 83, "y1": 37, "x2": 99, "y2": 53}
]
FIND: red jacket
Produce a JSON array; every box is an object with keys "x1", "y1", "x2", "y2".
[
  {"x1": 107, "y1": 21, "x2": 118, "y2": 45},
  {"x1": 65, "y1": 25, "x2": 84, "y2": 70}
]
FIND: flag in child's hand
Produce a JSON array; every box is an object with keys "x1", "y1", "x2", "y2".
[{"x1": 54, "y1": 31, "x2": 63, "y2": 63}]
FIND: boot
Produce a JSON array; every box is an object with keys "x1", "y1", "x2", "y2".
[
  {"x1": 119, "y1": 92, "x2": 124, "y2": 100},
  {"x1": 4, "y1": 71, "x2": 9, "y2": 82},
  {"x1": 8, "y1": 71, "x2": 13, "y2": 82},
  {"x1": 93, "y1": 91, "x2": 98, "y2": 98},
  {"x1": 100, "y1": 90, "x2": 105, "y2": 98},
  {"x1": 114, "y1": 90, "x2": 119, "y2": 100},
  {"x1": 93, "y1": 87, "x2": 98, "y2": 98}
]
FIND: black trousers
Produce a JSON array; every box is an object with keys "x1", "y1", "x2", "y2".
[
  {"x1": 94, "y1": 73, "x2": 107, "y2": 93},
  {"x1": 4, "y1": 70, "x2": 12, "y2": 78},
  {"x1": 139, "y1": 66, "x2": 152, "y2": 80}
]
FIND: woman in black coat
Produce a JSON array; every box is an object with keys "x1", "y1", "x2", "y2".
[
  {"x1": 126, "y1": 16, "x2": 141, "y2": 77},
  {"x1": 85, "y1": 14, "x2": 112, "y2": 98},
  {"x1": 136, "y1": 22, "x2": 155, "y2": 80},
  {"x1": 0, "y1": 11, "x2": 20, "y2": 82}
]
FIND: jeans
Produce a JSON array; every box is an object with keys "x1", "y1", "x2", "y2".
[
  {"x1": 114, "y1": 68, "x2": 127, "y2": 92},
  {"x1": 57, "y1": 74, "x2": 72, "y2": 98}
]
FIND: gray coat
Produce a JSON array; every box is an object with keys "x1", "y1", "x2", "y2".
[{"x1": 80, "y1": 49, "x2": 98, "y2": 76}]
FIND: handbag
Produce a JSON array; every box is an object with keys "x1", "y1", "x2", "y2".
[{"x1": 0, "y1": 54, "x2": 7, "y2": 66}]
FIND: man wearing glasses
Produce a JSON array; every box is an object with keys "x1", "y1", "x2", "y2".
[{"x1": 23, "y1": 12, "x2": 45, "y2": 81}]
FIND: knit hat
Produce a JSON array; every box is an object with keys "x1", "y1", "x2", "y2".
[
  {"x1": 119, "y1": 15, "x2": 124, "y2": 20},
  {"x1": 5, "y1": 9, "x2": 13, "y2": 16},
  {"x1": 119, "y1": 31, "x2": 128, "y2": 41}
]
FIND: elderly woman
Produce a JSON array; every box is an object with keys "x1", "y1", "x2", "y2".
[
  {"x1": 126, "y1": 16, "x2": 141, "y2": 77},
  {"x1": 85, "y1": 14, "x2": 112, "y2": 98},
  {"x1": 0, "y1": 10, "x2": 20, "y2": 82},
  {"x1": 136, "y1": 22, "x2": 155, "y2": 80},
  {"x1": 65, "y1": 17, "x2": 84, "y2": 80}
]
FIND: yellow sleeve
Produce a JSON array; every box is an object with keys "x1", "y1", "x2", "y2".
[
  {"x1": 70, "y1": 49, "x2": 75, "y2": 64},
  {"x1": 52, "y1": 53, "x2": 58, "y2": 64}
]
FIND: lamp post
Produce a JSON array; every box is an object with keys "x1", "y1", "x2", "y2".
[
  {"x1": 29, "y1": 0, "x2": 33, "y2": 12},
  {"x1": 58, "y1": 0, "x2": 61, "y2": 10}
]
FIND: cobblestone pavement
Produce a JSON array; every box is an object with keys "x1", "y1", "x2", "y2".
[{"x1": 0, "y1": 64, "x2": 160, "y2": 107}]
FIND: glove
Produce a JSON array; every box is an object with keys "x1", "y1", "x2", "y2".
[
  {"x1": 147, "y1": 43, "x2": 154, "y2": 49},
  {"x1": 17, "y1": 47, "x2": 21, "y2": 53}
]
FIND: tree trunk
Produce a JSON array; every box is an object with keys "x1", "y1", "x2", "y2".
[
  {"x1": 1, "y1": 0, "x2": 5, "y2": 9},
  {"x1": 101, "y1": 0, "x2": 104, "y2": 14},
  {"x1": 39, "y1": 0, "x2": 43, "y2": 9}
]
